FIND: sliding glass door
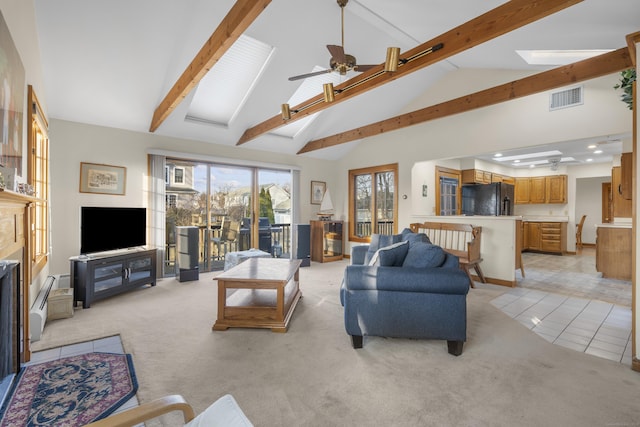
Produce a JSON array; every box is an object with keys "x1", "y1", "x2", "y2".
[{"x1": 164, "y1": 159, "x2": 292, "y2": 275}]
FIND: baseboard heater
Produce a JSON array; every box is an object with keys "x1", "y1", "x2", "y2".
[{"x1": 30, "y1": 274, "x2": 70, "y2": 342}]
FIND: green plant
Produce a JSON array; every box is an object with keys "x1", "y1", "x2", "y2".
[{"x1": 613, "y1": 68, "x2": 636, "y2": 110}]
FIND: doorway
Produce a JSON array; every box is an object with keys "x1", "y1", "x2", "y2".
[{"x1": 164, "y1": 159, "x2": 292, "y2": 275}]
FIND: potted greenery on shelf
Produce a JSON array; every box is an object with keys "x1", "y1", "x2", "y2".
[{"x1": 614, "y1": 68, "x2": 636, "y2": 110}]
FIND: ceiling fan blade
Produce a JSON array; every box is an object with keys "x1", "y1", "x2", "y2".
[
  {"x1": 327, "y1": 45, "x2": 346, "y2": 64},
  {"x1": 288, "y1": 68, "x2": 333, "y2": 81},
  {"x1": 354, "y1": 64, "x2": 376, "y2": 72}
]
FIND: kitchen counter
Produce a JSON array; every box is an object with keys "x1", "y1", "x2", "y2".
[
  {"x1": 521, "y1": 216, "x2": 569, "y2": 222},
  {"x1": 417, "y1": 215, "x2": 522, "y2": 286},
  {"x1": 596, "y1": 223, "x2": 631, "y2": 229}
]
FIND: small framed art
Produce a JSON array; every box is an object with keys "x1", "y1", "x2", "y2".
[
  {"x1": 311, "y1": 180, "x2": 326, "y2": 205},
  {"x1": 79, "y1": 162, "x2": 126, "y2": 195}
]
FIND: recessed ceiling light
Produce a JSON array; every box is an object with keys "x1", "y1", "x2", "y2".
[
  {"x1": 516, "y1": 49, "x2": 614, "y2": 66},
  {"x1": 594, "y1": 150, "x2": 603, "y2": 154},
  {"x1": 513, "y1": 159, "x2": 520, "y2": 163},
  {"x1": 529, "y1": 165, "x2": 535, "y2": 168},
  {"x1": 494, "y1": 153, "x2": 502, "y2": 158},
  {"x1": 588, "y1": 144, "x2": 597, "y2": 149},
  {"x1": 586, "y1": 158, "x2": 593, "y2": 162}
]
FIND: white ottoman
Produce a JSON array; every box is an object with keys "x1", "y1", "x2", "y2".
[{"x1": 224, "y1": 248, "x2": 271, "y2": 271}]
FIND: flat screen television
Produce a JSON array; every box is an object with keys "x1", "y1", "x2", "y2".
[{"x1": 81, "y1": 207, "x2": 146, "y2": 254}]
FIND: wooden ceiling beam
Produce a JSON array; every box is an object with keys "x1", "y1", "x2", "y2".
[
  {"x1": 626, "y1": 31, "x2": 640, "y2": 66},
  {"x1": 149, "y1": 0, "x2": 272, "y2": 133},
  {"x1": 297, "y1": 47, "x2": 633, "y2": 154},
  {"x1": 236, "y1": 0, "x2": 583, "y2": 146}
]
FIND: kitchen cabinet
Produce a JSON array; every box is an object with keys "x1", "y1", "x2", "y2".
[
  {"x1": 612, "y1": 166, "x2": 632, "y2": 218},
  {"x1": 462, "y1": 169, "x2": 514, "y2": 185},
  {"x1": 596, "y1": 226, "x2": 631, "y2": 280},
  {"x1": 502, "y1": 176, "x2": 516, "y2": 185},
  {"x1": 546, "y1": 175, "x2": 567, "y2": 204},
  {"x1": 529, "y1": 177, "x2": 546, "y2": 203},
  {"x1": 461, "y1": 169, "x2": 492, "y2": 184},
  {"x1": 524, "y1": 222, "x2": 541, "y2": 250},
  {"x1": 514, "y1": 175, "x2": 567, "y2": 204},
  {"x1": 515, "y1": 178, "x2": 530, "y2": 204},
  {"x1": 522, "y1": 221, "x2": 566, "y2": 254},
  {"x1": 620, "y1": 152, "x2": 633, "y2": 200}
]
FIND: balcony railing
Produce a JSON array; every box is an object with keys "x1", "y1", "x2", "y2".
[
  {"x1": 164, "y1": 223, "x2": 292, "y2": 275},
  {"x1": 354, "y1": 220, "x2": 395, "y2": 237}
]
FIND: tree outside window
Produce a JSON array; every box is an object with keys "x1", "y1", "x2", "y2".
[{"x1": 349, "y1": 163, "x2": 398, "y2": 242}]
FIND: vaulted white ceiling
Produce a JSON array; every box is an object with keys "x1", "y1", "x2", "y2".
[{"x1": 33, "y1": 0, "x2": 640, "y2": 161}]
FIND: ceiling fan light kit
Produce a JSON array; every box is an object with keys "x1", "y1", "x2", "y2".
[
  {"x1": 281, "y1": 42, "x2": 443, "y2": 121},
  {"x1": 280, "y1": 0, "x2": 446, "y2": 122},
  {"x1": 281, "y1": 103, "x2": 291, "y2": 120},
  {"x1": 323, "y1": 83, "x2": 335, "y2": 103},
  {"x1": 385, "y1": 47, "x2": 400, "y2": 72}
]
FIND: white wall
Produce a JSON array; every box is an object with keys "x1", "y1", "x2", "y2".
[
  {"x1": 336, "y1": 70, "x2": 632, "y2": 255},
  {"x1": 1, "y1": 0, "x2": 48, "y2": 304},
  {"x1": 575, "y1": 176, "x2": 610, "y2": 244},
  {"x1": 48, "y1": 119, "x2": 337, "y2": 274}
]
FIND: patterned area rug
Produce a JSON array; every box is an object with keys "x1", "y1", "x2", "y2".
[{"x1": 0, "y1": 352, "x2": 137, "y2": 426}]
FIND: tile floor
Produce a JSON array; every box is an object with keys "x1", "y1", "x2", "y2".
[
  {"x1": 490, "y1": 248, "x2": 633, "y2": 366},
  {"x1": 491, "y1": 288, "x2": 632, "y2": 365}
]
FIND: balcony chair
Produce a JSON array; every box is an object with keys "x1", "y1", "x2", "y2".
[
  {"x1": 86, "y1": 394, "x2": 252, "y2": 427},
  {"x1": 212, "y1": 220, "x2": 240, "y2": 260}
]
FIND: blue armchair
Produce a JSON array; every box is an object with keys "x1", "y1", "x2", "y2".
[{"x1": 341, "y1": 237, "x2": 470, "y2": 355}]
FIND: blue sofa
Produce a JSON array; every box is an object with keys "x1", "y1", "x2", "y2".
[{"x1": 340, "y1": 230, "x2": 470, "y2": 355}]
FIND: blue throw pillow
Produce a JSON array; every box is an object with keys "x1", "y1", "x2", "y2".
[
  {"x1": 365, "y1": 233, "x2": 403, "y2": 264},
  {"x1": 369, "y1": 241, "x2": 409, "y2": 267},
  {"x1": 402, "y1": 232, "x2": 431, "y2": 246},
  {"x1": 402, "y1": 242, "x2": 446, "y2": 268}
]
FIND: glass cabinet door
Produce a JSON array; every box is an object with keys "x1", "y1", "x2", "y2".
[
  {"x1": 93, "y1": 262, "x2": 124, "y2": 293},
  {"x1": 128, "y1": 256, "x2": 153, "y2": 283}
]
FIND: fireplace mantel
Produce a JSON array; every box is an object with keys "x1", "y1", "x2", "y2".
[{"x1": 0, "y1": 188, "x2": 36, "y2": 362}]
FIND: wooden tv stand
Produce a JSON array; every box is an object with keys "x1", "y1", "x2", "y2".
[{"x1": 70, "y1": 248, "x2": 157, "y2": 308}]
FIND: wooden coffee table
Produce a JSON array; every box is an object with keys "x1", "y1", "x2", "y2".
[{"x1": 212, "y1": 258, "x2": 302, "y2": 333}]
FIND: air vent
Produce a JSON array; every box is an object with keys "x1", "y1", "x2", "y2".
[{"x1": 549, "y1": 85, "x2": 583, "y2": 111}]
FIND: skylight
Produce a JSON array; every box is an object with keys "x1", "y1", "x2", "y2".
[
  {"x1": 494, "y1": 150, "x2": 563, "y2": 162},
  {"x1": 186, "y1": 35, "x2": 274, "y2": 127},
  {"x1": 271, "y1": 67, "x2": 346, "y2": 138},
  {"x1": 512, "y1": 157, "x2": 575, "y2": 167},
  {"x1": 516, "y1": 49, "x2": 613, "y2": 66}
]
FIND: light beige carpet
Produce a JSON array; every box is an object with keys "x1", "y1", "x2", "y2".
[{"x1": 33, "y1": 261, "x2": 640, "y2": 426}]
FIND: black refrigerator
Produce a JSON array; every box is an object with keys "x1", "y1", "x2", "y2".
[{"x1": 462, "y1": 183, "x2": 514, "y2": 216}]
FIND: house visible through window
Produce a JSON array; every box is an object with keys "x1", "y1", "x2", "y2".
[
  {"x1": 348, "y1": 163, "x2": 398, "y2": 242},
  {"x1": 166, "y1": 194, "x2": 177, "y2": 208},
  {"x1": 174, "y1": 167, "x2": 184, "y2": 184}
]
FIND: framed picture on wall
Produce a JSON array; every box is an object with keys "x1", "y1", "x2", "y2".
[
  {"x1": 79, "y1": 162, "x2": 126, "y2": 195},
  {"x1": 0, "y1": 11, "x2": 25, "y2": 177},
  {"x1": 311, "y1": 180, "x2": 326, "y2": 205}
]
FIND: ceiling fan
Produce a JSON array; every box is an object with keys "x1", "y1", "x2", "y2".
[{"x1": 288, "y1": 0, "x2": 378, "y2": 82}]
